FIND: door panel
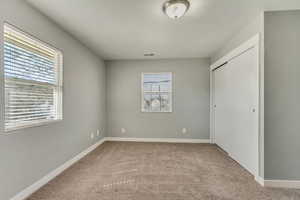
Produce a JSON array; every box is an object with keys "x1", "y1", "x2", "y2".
[
  {"x1": 214, "y1": 64, "x2": 232, "y2": 153},
  {"x1": 213, "y1": 46, "x2": 258, "y2": 176}
]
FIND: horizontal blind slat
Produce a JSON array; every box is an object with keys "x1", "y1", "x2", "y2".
[
  {"x1": 6, "y1": 117, "x2": 56, "y2": 126},
  {"x1": 6, "y1": 111, "x2": 55, "y2": 117},
  {"x1": 7, "y1": 109, "x2": 54, "y2": 114}
]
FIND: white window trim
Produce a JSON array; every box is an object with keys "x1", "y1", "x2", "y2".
[
  {"x1": 3, "y1": 23, "x2": 63, "y2": 133},
  {"x1": 141, "y1": 72, "x2": 173, "y2": 113}
]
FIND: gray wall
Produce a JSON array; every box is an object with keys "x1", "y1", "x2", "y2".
[
  {"x1": 264, "y1": 10, "x2": 300, "y2": 180},
  {"x1": 0, "y1": 1, "x2": 106, "y2": 199},
  {"x1": 211, "y1": 14, "x2": 264, "y2": 63},
  {"x1": 106, "y1": 59, "x2": 210, "y2": 139}
]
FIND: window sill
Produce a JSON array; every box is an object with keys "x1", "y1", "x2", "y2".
[
  {"x1": 141, "y1": 111, "x2": 173, "y2": 113},
  {"x1": 3, "y1": 119, "x2": 63, "y2": 134}
]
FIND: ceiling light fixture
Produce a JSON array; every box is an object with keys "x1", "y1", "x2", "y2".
[{"x1": 163, "y1": 0, "x2": 190, "y2": 19}]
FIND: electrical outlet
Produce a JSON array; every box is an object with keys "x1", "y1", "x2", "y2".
[
  {"x1": 96, "y1": 129, "x2": 100, "y2": 136},
  {"x1": 182, "y1": 128, "x2": 187, "y2": 134},
  {"x1": 90, "y1": 132, "x2": 94, "y2": 139},
  {"x1": 121, "y1": 128, "x2": 126, "y2": 134}
]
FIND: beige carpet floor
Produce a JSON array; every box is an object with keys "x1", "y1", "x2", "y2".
[{"x1": 27, "y1": 142, "x2": 300, "y2": 200}]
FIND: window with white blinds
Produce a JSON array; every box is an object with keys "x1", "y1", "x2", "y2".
[{"x1": 4, "y1": 24, "x2": 63, "y2": 132}]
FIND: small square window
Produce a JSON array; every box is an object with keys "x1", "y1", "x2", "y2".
[{"x1": 141, "y1": 73, "x2": 172, "y2": 112}]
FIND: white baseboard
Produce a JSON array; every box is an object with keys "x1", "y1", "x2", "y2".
[
  {"x1": 255, "y1": 176, "x2": 300, "y2": 189},
  {"x1": 10, "y1": 138, "x2": 106, "y2": 200},
  {"x1": 263, "y1": 180, "x2": 300, "y2": 189},
  {"x1": 105, "y1": 137, "x2": 211, "y2": 144},
  {"x1": 255, "y1": 176, "x2": 265, "y2": 186}
]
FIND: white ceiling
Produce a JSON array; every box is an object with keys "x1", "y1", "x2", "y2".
[{"x1": 26, "y1": 0, "x2": 300, "y2": 60}]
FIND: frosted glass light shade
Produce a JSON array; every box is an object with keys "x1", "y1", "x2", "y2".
[{"x1": 163, "y1": 0, "x2": 190, "y2": 19}]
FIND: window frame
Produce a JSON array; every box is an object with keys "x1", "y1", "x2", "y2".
[
  {"x1": 3, "y1": 23, "x2": 63, "y2": 133},
  {"x1": 141, "y1": 72, "x2": 173, "y2": 113}
]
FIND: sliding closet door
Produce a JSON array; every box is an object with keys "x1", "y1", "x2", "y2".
[
  {"x1": 214, "y1": 64, "x2": 233, "y2": 153},
  {"x1": 214, "y1": 46, "x2": 259, "y2": 176}
]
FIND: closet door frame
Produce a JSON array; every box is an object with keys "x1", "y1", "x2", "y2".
[{"x1": 210, "y1": 34, "x2": 263, "y2": 182}]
